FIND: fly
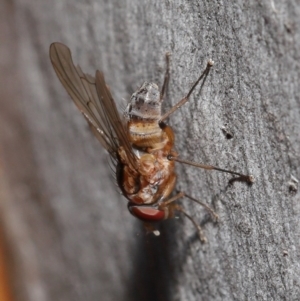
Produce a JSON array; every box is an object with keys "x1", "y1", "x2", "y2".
[{"x1": 49, "y1": 43, "x2": 254, "y2": 242}]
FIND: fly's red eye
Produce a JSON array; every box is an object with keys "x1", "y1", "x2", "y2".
[{"x1": 129, "y1": 206, "x2": 165, "y2": 222}]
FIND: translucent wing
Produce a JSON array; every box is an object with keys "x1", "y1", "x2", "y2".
[
  {"x1": 49, "y1": 42, "x2": 138, "y2": 169},
  {"x1": 94, "y1": 71, "x2": 139, "y2": 169}
]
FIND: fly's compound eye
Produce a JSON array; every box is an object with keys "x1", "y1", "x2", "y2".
[{"x1": 128, "y1": 205, "x2": 166, "y2": 222}]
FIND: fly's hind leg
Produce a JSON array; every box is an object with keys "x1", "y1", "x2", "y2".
[
  {"x1": 159, "y1": 59, "x2": 214, "y2": 124},
  {"x1": 160, "y1": 52, "x2": 171, "y2": 101},
  {"x1": 160, "y1": 191, "x2": 218, "y2": 243}
]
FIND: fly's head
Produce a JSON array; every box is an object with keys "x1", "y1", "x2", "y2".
[{"x1": 125, "y1": 82, "x2": 162, "y2": 120}]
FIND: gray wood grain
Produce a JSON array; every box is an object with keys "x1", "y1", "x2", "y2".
[{"x1": 1, "y1": 0, "x2": 299, "y2": 300}]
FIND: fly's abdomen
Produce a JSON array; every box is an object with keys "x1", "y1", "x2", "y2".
[
  {"x1": 128, "y1": 119, "x2": 167, "y2": 150},
  {"x1": 124, "y1": 81, "x2": 167, "y2": 150}
]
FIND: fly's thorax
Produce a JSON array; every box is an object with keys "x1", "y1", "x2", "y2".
[{"x1": 118, "y1": 149, "x2": 177, "y2": 206}]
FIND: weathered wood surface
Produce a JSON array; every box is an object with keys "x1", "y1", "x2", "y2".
[{"x1": 0, "y1": 0, "x2": 299, "y2": 300}]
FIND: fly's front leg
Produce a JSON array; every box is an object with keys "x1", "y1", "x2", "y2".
[
  {"x1": 174, "y1": 205, "x2": 207, "y2": 243},
  {"x1": 159, "y1": 191, "x2": 218, "y2": 243}
]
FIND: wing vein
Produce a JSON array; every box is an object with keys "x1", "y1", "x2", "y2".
[{"x1": 49, "y1": 42, "x2": 138, "y2": 168}]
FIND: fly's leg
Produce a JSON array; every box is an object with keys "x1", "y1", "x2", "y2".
[
  {"x1": 159, "y1": 57, "x2": 254, "y2": 183},
  {"x1": 160, "y1": 191, "x2": 218, "y2": 243},
  {"x1": 175, "y1": 205, "x2": 207, "y2": 243},
  {"x1": 167, "y1": 155, "x2": 254, "y2": 183},
  {"x1": 162, "y1": 191, "x2": 184, "y2": 205},
  {"x1": 160, "y1": 52, "x2": 171, "y2": 101},
  {"x1": 159, "y1": 59, "x2": 214, "y2": 124},
  {"x1": 183, "y1": 193, "x2": 219, "y2": 221}
]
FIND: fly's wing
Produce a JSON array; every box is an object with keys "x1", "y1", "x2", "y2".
[
  {"x1": 95, "y1": 71, "x2": 139, "y2": 170},
  {"x1": 49, "y1": 42, "x2": 115, "y2": 155},
  {"x1": 49, "y1": 42, "x2": 138, "y2": 170}
]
